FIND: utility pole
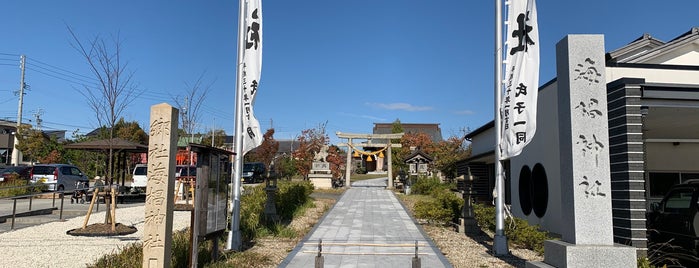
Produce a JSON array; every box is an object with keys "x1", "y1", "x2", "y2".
[{"x1": 11, "y1": 55, "x2": 26, "y2": 166}]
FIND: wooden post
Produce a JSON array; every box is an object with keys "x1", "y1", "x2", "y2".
[
  {"x1": 82, "y1": 188, "x2": 99, "y2": 229},
  {"x1": 111, "y1": 187, "x2": 117, "y2": 231}
]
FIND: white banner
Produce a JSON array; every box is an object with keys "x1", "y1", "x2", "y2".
[
  {"x1": 500, "y1": 0, "x2": 539, "y2": 160},
  {"x1": 242, "y1": 0, "x2": 263, "y2": 155}
]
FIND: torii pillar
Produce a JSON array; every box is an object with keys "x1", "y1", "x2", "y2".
[{"x1": 336, "y1": 132, "x2": 403, "y2": 189}]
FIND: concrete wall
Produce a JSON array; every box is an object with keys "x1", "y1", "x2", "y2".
[
  {"x1": 510, "y1": 81, "x2": 564, "y2": 236},
  {"x1": 607, "y1": 67, "x2": 699, "y2": 84},
  {"x1": 646, "y1": 142, "x2": 699, "y2": 171},
  {"x1": 470, "y1": 127, "x2": 495, "y2": 156}
]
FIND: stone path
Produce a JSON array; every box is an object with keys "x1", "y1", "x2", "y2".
[{"x1": 280, "y1": 177, "x2": 452, "y2": 268}]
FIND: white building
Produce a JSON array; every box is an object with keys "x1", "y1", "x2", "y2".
[{"x1": 458, "y1": 27, "x2": 699, "y2": 254}]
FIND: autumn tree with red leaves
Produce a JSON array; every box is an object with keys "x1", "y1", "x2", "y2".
[
  {"x1": 326, "y1": 145, "x2": 345, "y2": 178},
  {"x1": 292, "y1": 122, "x2": 329, "y2": 179},
  {"x1": 432, "y1": 136, "x2": 469, "y2": 179},
  {"x1": 393, "y1": 130, "x2": 469, "y2": 180},
  {"x1": 246, "y1": 128, "x2": 279, "y2": 176}
]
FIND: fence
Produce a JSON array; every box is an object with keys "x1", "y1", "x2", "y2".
[
  {"x1": 0, "y1": 184, "x2": 115, "y2": 230},
  {"x1": 304, "y1": 239, "x2": 428, "y2": 268}
]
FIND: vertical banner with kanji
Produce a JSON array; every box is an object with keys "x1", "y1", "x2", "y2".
[
  {"x1": 242, "y1": 0, "x2": 263, "y2": 155},
  {"x1": 500, "y1": 0, "x2": 539, "y2": 160}
]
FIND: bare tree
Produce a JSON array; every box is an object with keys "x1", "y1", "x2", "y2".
[
  {"x1": 68, "y1": 26, "x2": 140, "y2": 228},
  {"x1": 68, "y1": 26, "x2": 139, "y2": 185},
  {"x1": 172, "y1": 72, "x2": 213, "y2": 142}
]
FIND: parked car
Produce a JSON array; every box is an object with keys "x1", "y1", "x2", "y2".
[
  {"x1": 131, "y1": 164, "x2": 148, "y2": 192},
  {"x1": 242, "y1": 162, "x2": 265, "y2": 183},
  {"x1": 0, "y1": 165, "x2": 32, "y2": 182},
  {"x1": 647, "y1": 180, "x2": 699, "y2": 259},
  {"x1": 30, "y1": 164, "x2": 89, "y2": 192}
]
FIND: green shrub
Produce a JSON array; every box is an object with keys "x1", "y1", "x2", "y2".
[
  {"x1": 240, "y1": 186, "x2": 266, "y2": 241},
  {"x1": 508, "y1": 217, "x2": 549, "y2": 254},
  {"x1": 410, "y1": 176, "x2": 444, "y2": 195},
  {"x1": 275, "y1": 180, "x2": 313, "y2": 220},
  {"x1": 411, "y1": 188, "x2": 464, "y2": 225},
  {"x1": 472, "y1": 203, "x2": 551, "y2": 255},
  {"x1": 473, "y1": 202, "x2": 496, "y2": 231},
  {"x1": 88, "y1": 180, "x2": 315, "y2": 267},
  {"x1": 414, "y1": 198, "x2": 452, "y2": 225},
  {"x1": 431, "y1": 188, "x2": 464, "y2": 222},
  {"x1": 238, "y1": 180, "x2": 313, "y2": 241},
  {"x1": 89, "y1": 229, "x2": 220, "y2": 268}
]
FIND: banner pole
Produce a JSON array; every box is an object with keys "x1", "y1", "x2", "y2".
[
  {"x1": 227, "y1": 0, "x2": 246, "y2": 251},
  {"x1": 493, "y1": 0, "x2": 509, "y2": 255}
]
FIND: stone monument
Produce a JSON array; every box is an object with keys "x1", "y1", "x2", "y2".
[
  {"x1": 309, "y1": 145, "x2": 333, "y2": 189},
  {"x1": 527, "y1": 35, "x2": 636, "y2": 267},
  {"x1": 143, "y1": 103, "x2": 178, "y2": 268}
]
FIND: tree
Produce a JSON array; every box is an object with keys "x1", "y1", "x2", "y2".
[
  {"x1": 113, "y1": 118, "x2": 148, "y2": 144},
  {"x1": 392, "y1": 132, "x2": 435, "y2": 179},
  {"x1": 172, "y1": 73, "x2": 213, "y2": 143},
  {"x1": 390, "y1": 119, "x2": 406, "y2": 175},
  {"x1": 201, "y1": 129, "x2": 227, "y2": 148},
  {"x1": 68, "y1": 27, "x2": 139, "y2": 185},
  {"x1": 15, "y1": 125, "x2": 64, "y2": 164},
  {"x1": 292, "y1": 122, "x2": 329, "y2": 179},
  {"x1": 245, "y1": 128, "x2": 279, "y2": 175},
  {"x1": 326, "y1": 145, "x2": 345, "y2": 178},
  {"x1": 275, "y1": 155, "x2": 297, "y2": 180},
  {"x1": 432, "y1": 136, "x2": 470, "y2": 180},
  {"x1": 401, "y1": 132, "x2": 435, "y2": 154}
]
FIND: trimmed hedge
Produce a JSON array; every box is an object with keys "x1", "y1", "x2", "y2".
[{"x1": 473, "y1": 202, "x2": 551, "y2": 255}]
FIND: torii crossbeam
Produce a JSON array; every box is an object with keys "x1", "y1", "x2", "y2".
[{"x1": 336, "y1": 132, "x2": 403, "y2": 188}]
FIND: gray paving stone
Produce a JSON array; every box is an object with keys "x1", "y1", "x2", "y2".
[{"x1": 280, "y1": 177, "x2": 452, "y2": 268}]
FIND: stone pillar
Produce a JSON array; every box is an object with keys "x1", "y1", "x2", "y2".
[
  {"x1": 387, "y1": 144, "x2": 393, "y2": 189},
  {"x1": 527, "y1": 35, "x2": 635, "y2": 268},
  {"x1": 345, "y1": 138, "x2": 352, "y2": 188},
  {"x1": 143, "y1": 103, "x2": 178, "y2": 268}
]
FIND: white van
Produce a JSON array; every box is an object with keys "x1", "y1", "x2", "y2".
[{"x1": 131, "y1": 164, "x2": 148, "y2": 191}]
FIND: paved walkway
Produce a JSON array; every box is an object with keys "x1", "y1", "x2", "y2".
[{"x1": 280, "y1": 177, "x2": 452, "y2": 268}]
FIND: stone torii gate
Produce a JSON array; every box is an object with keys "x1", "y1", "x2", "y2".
[{"x1": 336, "y1": 132, "x2": 403, "y2": 188}]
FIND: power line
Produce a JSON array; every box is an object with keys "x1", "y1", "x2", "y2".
[
  {"x1": 0, "y1": 53, "x2": 20, "y2": 57},
  {"x1": 26, "y1": 56, "x2": 97, "y2": 82},
  {"x1": 24, "y1": 66, "x2": 99, "y2": 88},
  {"x1": 25, "y1": 61, "x2": 98, "y2": 85},
  {"x1": 41, "y1": 120, "x2": 92, "y2": 130}
]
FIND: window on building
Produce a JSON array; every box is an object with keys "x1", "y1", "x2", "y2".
[
  {"x1": 649, "y1": 173, "x2": 680, "y2": 197},
  {"x1": 649, "y1": 172, "x2": 698, "y2": 197}
]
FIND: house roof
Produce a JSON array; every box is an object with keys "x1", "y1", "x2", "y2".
[
  {"x1": 64, "y1": 138, "x2": 148, "y2": 153},
  {"x1": 607, "y1": 27, "x2": 699, "y2": 64},
  {"x1": 465, "y1": 121, "x2": 494, "y2": 140},
  {"x1": 276, "y1": 139, "x2": 298, "y2": 154},
  {"x1": 404, "y1": 149, "x2": 433, "y2": 163},
  {"x1": 373, "y1": 123, "x2": 443, "y2": 142}
]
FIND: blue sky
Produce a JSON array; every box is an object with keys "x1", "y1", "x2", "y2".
[{"x1": 1, "y1": 0, "x2": 698, "y2": 144}]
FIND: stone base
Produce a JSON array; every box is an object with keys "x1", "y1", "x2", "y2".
[
  {"x1": 457, "y1": 217, "x2": 480, "y2": 235},
  {"x1": 526, "y1": 240, "x2": 637, "y2": 268},
  {"x1": 309, "y1": 174, "x2": 333, "y2": 189}
]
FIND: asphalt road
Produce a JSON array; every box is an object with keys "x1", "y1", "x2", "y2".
[{"x1": 0, "y1": 193, "x2": 144, "y2": 233}]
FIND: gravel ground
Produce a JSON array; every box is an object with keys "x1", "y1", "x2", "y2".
[{"x1": 0, "y1": 206, "x2": 191, "y2": 268}]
